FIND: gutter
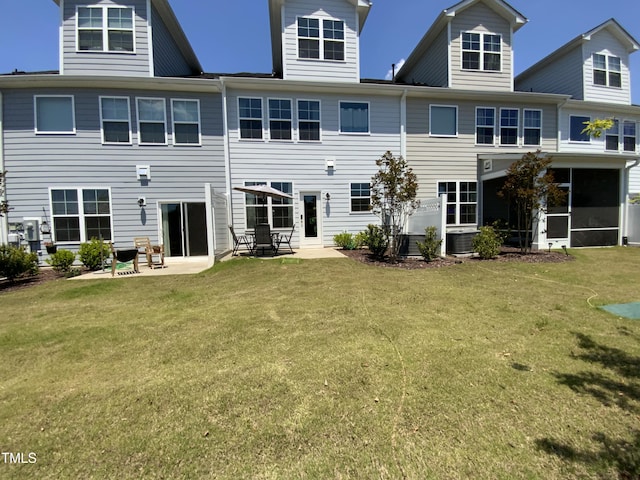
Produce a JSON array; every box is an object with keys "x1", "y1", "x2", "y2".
[
  {"x1": 220, "y1": 79, "x2": 233, "y2": 241},
  {"x1": 0, "y1": 91, "x2": 7, "y2": 244},
  {"x1": 400, "y1": 89, "x2": 407, "y2": 158}
]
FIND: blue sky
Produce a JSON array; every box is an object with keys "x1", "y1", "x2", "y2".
[{"x1": 1, "y1": 0, "x2": 639, "y2": 103}]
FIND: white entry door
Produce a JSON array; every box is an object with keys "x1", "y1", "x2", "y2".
[{"x1": 299, "y1": 192, "x2": 322, "y2": 247}]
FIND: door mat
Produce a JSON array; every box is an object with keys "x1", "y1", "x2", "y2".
[{"x1": 599, "y1": 302, "x2": 640, "y2": 320}]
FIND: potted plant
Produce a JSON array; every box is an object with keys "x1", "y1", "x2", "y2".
[{"x1": 44, "y1": 242, "x2": 57, "y2": 254}]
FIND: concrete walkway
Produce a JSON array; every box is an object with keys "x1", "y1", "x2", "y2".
[{"x1": 71, "y1": 247, "x2": 346, "y2": 280}]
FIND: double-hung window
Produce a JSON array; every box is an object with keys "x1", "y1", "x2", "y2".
[
  {"x1": 34, "y1": 96, "x2": 75, "y2": 134},
  {"x1": 569, "y1": 116, "x2": 590, "y2": 142},
  {"x1": 100, "y1": 96, "x2": 131, "y2": 143},
  {"x1": 462, "y1": 32, "x2": 501, "y2": 71},
  {"x1": 268, "y1": 99, "x2": 292, "y2": 141},
  {"x1": 476, "y1": 107, "x2": 495, "y2": 145},
  {"x1": 500, "y1": 108, "x2": 519, "y2": 145},
  {"x1": 298, "y1": 100, "x2": 321, "y2": 141},
  {"x1": 623, "y1": 121, "x2": 636, "y2": 152},
  {"x1": 51, "y1": 188, "x2": 112, "y2": 242},
  {"x1": 429, "y1": 105, "x2": 458, "y2": 137},
  {"x1": 137, "y1": 98, "x2": 167, "y2": 145},
  {"x1": 239, "y1": 98, "x2": 263, "y2": 140},
  {"x1": 593, "y1": 54, "x2": 622, "y2": 88},
  {"x1": 605, "y1": 119, "x2": 620, "y2": 151},
  {"x1": 350, "y1": 183, "x2": 371, "y2": 212},
  {"x1": 171, "y1": 99, "x2": 201, "y2": 145},
  {"x1": 340, "y1": 102, "x2": 369, "y2": 134},
  {"x1": 77, "y1": 6, "x2": 134, "y2": 53},
  {"x1": 298, "y1": 17, "x2": 344, "y2": 61},
  {"x1": 438, "y1": 182, "x2": 477, "y2": 225},
  {"x1": 523, "y1": 109, "x2": 542, "y2": 146},
  {"x1": 244, "y1": 181, "x2": 293, "y2": 229}
]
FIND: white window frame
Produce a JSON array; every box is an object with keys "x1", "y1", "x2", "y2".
[
  {"x1": 350, "y1": 183, "x2": 371, "y2": 213},
  {"x1": 34, "y1": 95, "x2": 76, "y2": 135},
  {"x1": 438, "y1": 181, "x2": 478, "y2": 226},
  {"x1": 461, "y1": 31, "x2": 502, "y2": 72},
  {"x1": 593, "y1": 53, "x2": 622, "y2": 88},
  {"x1": 569, "y1": 115, "x2": 591, "y2": 143},
  {"x1": 499, "y1": 108, "x2": 519, "y2": 146},
  {"x1": 339, "y1": 101, "x2": 370, "y2": 135},
  {"x1": 76, "y1": 5, "x2": 135, "y2": 53},
  {"x1": 523, "y1": 109, "x2": 542, "y2": 146},
  {"x1": 605, "y1": 119, "x2": 620, "y2": 152},
  {"x1": 49, "y1": 187, "x2": 113, "y2": 243},
  {"x1": 171, "y1": 99, "x2": 201, "y2": 146},
  {"x1": 238, "y1": 97, "x2": 264, "y2": 141},
  {"x1": 429, "y1": 105, "x2": 458, "y2": 137},
  {"x1": 99, "y1": 96, "x2": 131, "y2": 144},
  {"x1": 623, "y1": 120, "x2": 637, "y2": 153},
  {"x1": 243, "y1": 181, "x2": 294, "y2": 229},
  {"x1": 297, "y1": 16, "x2": 345, "y2": 61},
  {"x1": 136, "y1": 97, "x2": 167, "y2": 145},
  {"x1": 268, "y1": 98, "x2": 293, "y2": 142},
  {"x1": 297, "y1": 99, "x2": 321, "y2": 142},
  {"x1": 475, "y1": 107, "x2": 496, "y2": 145}
]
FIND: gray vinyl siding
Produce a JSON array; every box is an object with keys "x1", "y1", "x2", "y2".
[
  {"x1": 630, "y1": 167, "x2": 640, "y2": 194},
  {"x1": 449, "y1": 2, "x2": 513, "y2": 91},
  {"x1": 226, "y1": 87, "x2": 402, "y2": 245},
  {"x1": 151, "y1": 4, "x2": 195, "y2": 77},
  {"x1": 582, "y1": 30, "x2": 632, "y2": 105},
  {"x1": 61, "y1": 0, "x2": 152, "y2": 77},
  {"x1": 406, "y1": 97, "x2": 557, "y2": 199},
  {"x1": 2, "y1": 88, "x2": 225, "y2": 247},
  {"x1": 515, "y1": 47, "x2": 584, "y2": 99},
  {"x1": 401, "y1": 28, "x2": 449, "y2": 87},
  {"x1": 282, "y1": 0, "x2": 360, "y2": 83}
]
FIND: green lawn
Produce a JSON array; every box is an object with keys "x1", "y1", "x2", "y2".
[{"x1": 1, "y1": 248, "x2": 639, "y2": 479}]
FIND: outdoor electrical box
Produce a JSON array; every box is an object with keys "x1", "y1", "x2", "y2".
[{"x1": 23, "y1": 220, "x2": 40, "y2": 242}]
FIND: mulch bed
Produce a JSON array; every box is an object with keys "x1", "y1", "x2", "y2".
[
  {"x1": 0, "y1": 268, "x2": 72, "y2": 294},
  {"x1": 341, "y1": 246, "x2": 574, "y2": 270}
]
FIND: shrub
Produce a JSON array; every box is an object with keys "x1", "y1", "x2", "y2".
[
  {"x1": 472, "y1": 226, "x2": 502, "y2": 259},
  {"x1": 333, "y1": 232, "x2": 358, "y2": 250},
  {"x1": 416, "y1": 226, "x2": 442, "y2": 262},
  {"x1": 0, "y1": 245, "x2": 39, "y2": 280},
  {"x1": 46, "y1": 249, "x2": 76, "y2": 274},
  {"x1": 78, "y1": 237, "x2": 110, "y2": 270},
  {"x1": 362, "y1": 224, "x2": 388, "y2": 260}
]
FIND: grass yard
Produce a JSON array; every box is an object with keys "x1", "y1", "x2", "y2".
[{"x1": 0, "y1": 248, "x2": 639, "y2": 479}]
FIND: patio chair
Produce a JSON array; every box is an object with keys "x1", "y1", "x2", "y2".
[
  {"x1": 229, "y1": 225, "x2": 253, "y2": 256},
  {"x1": 133, "y1": 237, "x2": 164, "y2": 269},
  {"x1": 277, "y1": 223, "x2": 295, "y2": 254},
  {"x1": 109, "y1": 243, "x2": 140, "y2": 277},
  {"x1": 254, "y1": 224, "x2": 277, "y2": 256}
]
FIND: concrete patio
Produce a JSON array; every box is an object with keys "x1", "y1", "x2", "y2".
[{"x1": 71, "y1": 247, "x2": 347, "y2": 280}]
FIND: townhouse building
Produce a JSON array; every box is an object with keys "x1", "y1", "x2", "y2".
[{"x1": 1, "y1": 0, "x2": 639, "y2": 261}]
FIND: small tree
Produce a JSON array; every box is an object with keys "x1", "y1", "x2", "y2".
[
  {"x1": 0, "y1": 170, "x2": 9, "y2": 217},
  {"x1": 498, "y1": 150, "x2": 566, "y2": 254},
  {"x1": 370, "y1": 151, "x2": 419, "y2": 261},
  {"x1": 581, "y1": 118, "x2": 614, "y2": 138}
]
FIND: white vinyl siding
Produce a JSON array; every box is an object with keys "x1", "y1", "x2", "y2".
[
  {"x1": 34, "y1": 96, "x2": 76, "y2": 134},
  {"x1": 583, "y1": 30, "x2": 632, "y2": 104}
]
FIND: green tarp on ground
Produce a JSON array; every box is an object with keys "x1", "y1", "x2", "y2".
[{"x1": 599, "y1": 302, "x2": 640, "y2": 320}]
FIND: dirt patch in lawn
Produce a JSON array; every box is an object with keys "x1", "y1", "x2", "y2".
[{"x1": 341, "y1": 246, "x2": 574, "y2": 270}]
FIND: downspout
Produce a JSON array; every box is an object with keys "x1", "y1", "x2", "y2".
[
  {"x1": 221, "y1": 78, "x2": 233, "y2": 244},
  {"x1": 622, "y1": 158, "x2": 640, "y2": 244},
  {"x1": 400, "y1": 89, "x2": 407, "y2": 159},
  {"x1": 0, "y1": 91, "x2": 7, "y2": 245}
]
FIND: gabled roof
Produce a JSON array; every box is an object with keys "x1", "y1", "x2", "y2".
[
  {"x1": 397, "y1": 0, "x2": 527, "y2": 80},
  {"x1": 516, "y1": 18, "x2": 640, "y2": 83},
  {"x1": 269, "y1": 0, "x2": 372, "y2": 76},
  {"x1": 51, "y1": 0, "x2": 202, "y2": 74}
]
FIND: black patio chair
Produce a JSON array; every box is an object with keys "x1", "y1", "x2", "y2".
[
  {"x1": 109, "y1": 243, "x2": 140, "y2": 277},
  {"x1": 254, "y1": 224, "x2": 276, "y2": 256},
  {"x1": 277, "y1": 223, "x2": 295, "y2": 254},
  {"x1": 229, "y1": 225, "x2": 253, "y2": 256}
]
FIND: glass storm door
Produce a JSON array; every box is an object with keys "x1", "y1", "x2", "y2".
[
  {"x1": 299, "y1": 192, "x2": 322, "y2": 247},
  {"x1": 161, "y1": 202, "x2": 208, "y2": 257}
]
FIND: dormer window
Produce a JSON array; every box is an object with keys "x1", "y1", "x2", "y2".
[
  {"x1": 298, "y1": 17, "x2": 344, "y2": 61},
  {"x1": 77, "y1": 6, "x2": 134, "y2": 53},
  {"x1": 462, "y1": 32, "x2": 501, "y2": 71},
  {"x1": 593, "y1": 54, "x2": 621, "y2": 88}
]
